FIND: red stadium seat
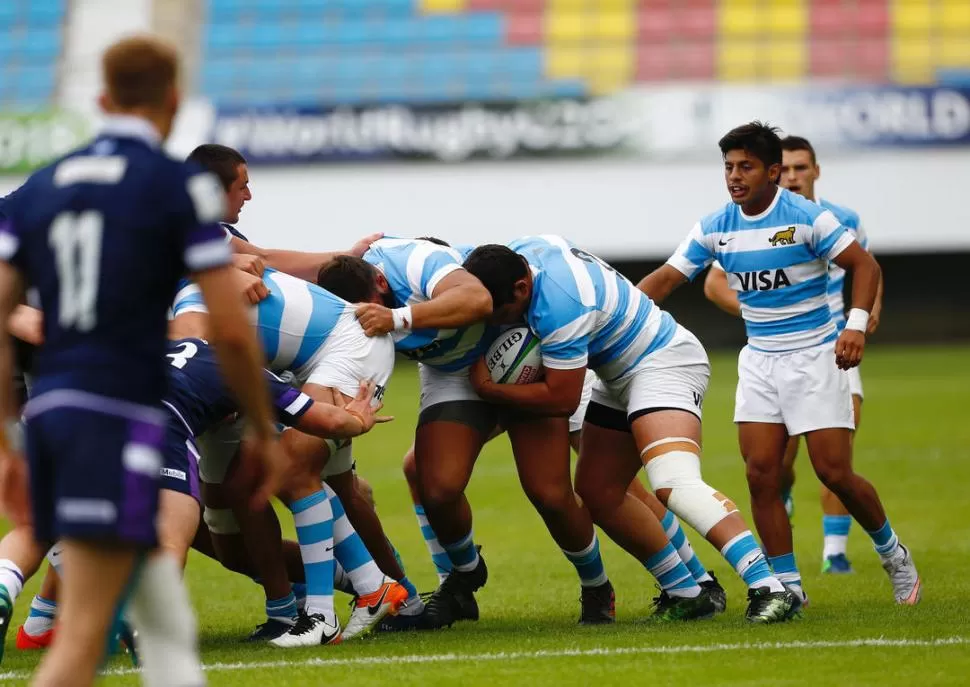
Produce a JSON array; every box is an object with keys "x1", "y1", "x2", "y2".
[
  {"x1": 673, "y1": 40, "x2": 715, "y2": 79},
  {"x1": 810, "y1": 3, "x2": 849, "y2": 37},
  {"x1": 506, "y1": 10, "x2": 542, "y2": 45},
  {"x1": 637, "y1": 6, "x2": 674, "y2": 42},
  {"x1": 854, "y1": 0, "x2": 889, "y2": 37},
  {"x1": 636, "y1": 41, "x2": 673, "y2": 81},
  {"x1": 677, "y1": 5, "x2": 716, "y2": 39},
  {"x1": 809, "y1": 37, "x2": 850, "y2": 77},
  {"x1": 854, "y1": 36, "x2": 889, "y2": 80}
]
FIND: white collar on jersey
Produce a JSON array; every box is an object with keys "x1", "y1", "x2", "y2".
[
  {"x1": 99, "y1": 114, "x2": 162, "y2": 148},
  {"x1": 739, "y1": 186, "x2": 782, "y2": 222}
]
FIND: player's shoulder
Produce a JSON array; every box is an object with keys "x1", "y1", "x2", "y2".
[
  {"x1": 818, "y1": 198, "x2": 861, "y2": 229},
  {"x1": 697, "y1": 202, "x2": 737, "y2": 234},
  {"x1": 775, "y1": 188, "x2": 828, "y2": 224}
]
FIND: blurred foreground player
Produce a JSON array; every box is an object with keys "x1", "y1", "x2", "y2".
[{"x1": 0, "y1": 36, "x2": 285, "y2": 687}]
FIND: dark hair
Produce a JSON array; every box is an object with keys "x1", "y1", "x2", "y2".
[
  {"x1": 463, "y1": 244, "x2": 528, "y2": 308},
  {"x1": 718, "y1": 121, "x2": 782, "y2": 170},
  {"x1": 186, "y1": 144, "x2": 246, "y2": 191},
  {"x1": 780, "y1": 135, "x2": 817, "y2": 166},
  {"x1": 316, "y1": 255, "x2": 377, "y2": 304},
  {"x1": 416, "y1": 236, "x2": 451, "y2": 247}
]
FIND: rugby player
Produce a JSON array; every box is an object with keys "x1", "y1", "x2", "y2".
[
  {"x1": 640, "y1": 121, "x2": 920, "y2": 606},
  {"x1": 703, "y1": 135, "x2": 884, "y2": 574},
  {"x1": 463, "y1": 237, "x2": 794, "y2": 622},
  {"x1": 0, "y1": 36, "x2": 285, "y2": 686}
]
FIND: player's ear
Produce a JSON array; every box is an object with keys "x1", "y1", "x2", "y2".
[
  {"x1": 375, "y1": 271, "x2": 389, "y2": 294},
  {"x1": 97, "y1": 91, "x2": 113, "y2": 114},
  {"x1": 767, "y1": 162, "x2": 781, "y2": 184},
  {"x1": 814, "y1": 163, "x2": 821, "y2": 180}
]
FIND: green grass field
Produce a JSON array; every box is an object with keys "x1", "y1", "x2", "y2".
[{"x1": 2, "y1": 345, "x2": 969, "y2": 685}]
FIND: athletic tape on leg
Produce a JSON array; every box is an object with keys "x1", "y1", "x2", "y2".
[{"x1": 644, "y1": 450, "x2": 737, "y2": 537}]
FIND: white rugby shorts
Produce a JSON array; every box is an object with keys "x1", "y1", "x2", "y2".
[
  {"x1": 569, "y1": 369, "x2": 595, "y2": 433},
  {"x1": 590, "y1": 325, "x2": 709, "y2": 420},
  {"x1": 847, "y1": 365, "x2": 864, "y2": 400},
  {"x1": 734, "y1": 342, "x2": 855, "y2": 435}
]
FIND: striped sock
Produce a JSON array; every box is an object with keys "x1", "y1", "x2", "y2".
[
  {"x1": 415, "y1": 505, "x2": 452, "y2": 582},
  {"x1": 643, "y1": 543, "x2": 701, "y2": 598},
  {"x1": 266, "y1": 592, "x2": 298, "y2": 626},
  {"x1": 291, "y1": 582, "x2": 307, "y2": 609},
  {"x1": 333, "y1": 561, "x2": 355, "y2": 595},
  {"x1": 443, "y1": 530, "x2": 480, "y2": 573},
  {"x1": 328, "y1": 485, "x2": 385, "y2": 596},
  {"x1": 661, "y1": 510, "x2": 712, "y2": 584},
  {"x1": 721, "y1": 532, "x2": 783, "y2": 591},
  {"x1": 289, "y1": 490, "x2": 336, "y2": 622},
  {"x1": 23, "y1": 595, "x2": 57, "y2": 636},
  {"x1": 867, "y1": 519, "x2": 900, "y2": 557},
  {"x1": 0, "y1": 559, "x2": 24, "y2": 605},
  {"x1": 822, "y1": 515, "x2": 852, "y2": 558},
  {"x1": 767, "y1": 552, "x2": 802, "y2": 591},
  {"x1": 562, "y1": 534, "x2": 608, "y2": 588}
]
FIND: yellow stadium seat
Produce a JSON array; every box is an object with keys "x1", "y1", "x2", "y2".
[
  {"x1": 766, "y1": 4, "x2": 807, "y2": 37},
  {"x1": 720, "y1": 3, "x2": 761, "y2": 38},
  {"x1": 892, "y1": 37, "x2": 934, "y2": 83},
  {"x1": 547, "y1": 0, "x2": 636, "y2": 10},
  {"x1": 892, "y1": 0, "x2": 933, "y2": 35},
  {"x1": 764, "y1": 38, "x2": 806, "y2": 81},
  {"x1": 546, "y1": 46, "x2": 585, "y2": 80},
  {"x1": 718, "y1": 39, "x2": 758, "y2": 81},
  {"x1": 546, "y1": 11, "x2": 587, "y2": 43},
  {"x1": 591, "y1": 12, "x2": 635, "y2": 41},
  {"x1": 938, "y1": 1, "x2": 970, "y2": 33},
  {"x1": 585, "y1": 44, "x2": 634, "y2": 96},
  {"x1": 419, "y1": 0, "x2": 465, "y2": 13},
  {"x1": 939, "y1": 37, "x2": 970, "y2": 68}
]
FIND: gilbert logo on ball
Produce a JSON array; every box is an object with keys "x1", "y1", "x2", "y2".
[{"x1": 485, "y1": 326, "x2": 542, "y2": 384}]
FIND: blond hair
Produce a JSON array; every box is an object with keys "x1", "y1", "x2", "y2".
[{"x1": 102, "y1": 35, "x2": 179, "y2": 109}]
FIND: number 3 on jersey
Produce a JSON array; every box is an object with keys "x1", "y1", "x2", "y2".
[
  {"x1": 167, "y1": 341, "x2": 199, "y2": 369},
  {"x1": 49, "y1": 210, "x2": 103, "y2": 332}
]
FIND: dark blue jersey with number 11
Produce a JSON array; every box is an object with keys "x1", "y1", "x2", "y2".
[{"x1": 0, "y1": 116, "x2": 231, "y2": 406}]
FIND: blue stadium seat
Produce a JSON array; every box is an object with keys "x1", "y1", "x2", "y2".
[
  {"x1": 0, "y1": 4, "x2": 19, "y2": 26},
  {"x1": 546, "y1": 79, "x2": 586, "y2": 98},
  {"x1": 22, "y1": 29, "x2": 61, "y2": 61}
]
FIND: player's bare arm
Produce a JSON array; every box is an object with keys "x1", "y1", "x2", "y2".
[
  {"x1": 470, "y1": 361, "x2": 586, "y2": 417},
  {"x1": 869, "y1": 266, "x2": 884, "y2": 335},
  {"x1": 7, "y1": 304, "x2": 43, "y2": 346},
  {"x1": 703, "y1": 267, "x2": 741, "y2": 317},
  {"x1": 356, "y1": 269, "x2": 492, "y2": 336},
  {"x1": 0, "y1": 262, "x2": 30, "y2": 526},
  {"x1": 230, "y1": 265, "x2": 271, "y2": 305},
  {"x1": 230, "y1": 232, "x2": 383, "y2": 282},
  {"x1": 831, "y1": 241, "x2": 881, "y2": 371},
  {"x1": 637, "y1": 264, "x2": 688, "y2": 304},
  {"x1": 195, "y1": 265, "x2": 286, "y2": 507},
  {"x1": 295, "y1": 380, "x2": 392, "y2": 439}
]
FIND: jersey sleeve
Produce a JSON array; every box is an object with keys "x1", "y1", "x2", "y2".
[
  {"x1": 177, "y1": 168, "x2": 232, "y2": 273},
  {"x1": 172, "y1": 279, "x2": 208, "y2": 316},
  {"x1": 264, "y1": 369, "x2": 314, "y2": 425},
  {"x1": 410, "y1": 245, "x2": 463, "y2": 300},
  {"x1": 532, "y1": 277, "x2": 592, "y2": 370},
  {"x1": 811, "y1": 209, "x2": 854, "y2": 261},
  {"x1": 855, "y1": 218, "x2": 870, "y2": 252},
  {"x1": 666, "y1": 221, "x2": 715, "y2": 281}
]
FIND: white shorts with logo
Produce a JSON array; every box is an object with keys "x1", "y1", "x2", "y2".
[
  {"x1": 569, "y1": 369, "x2": 595, "y2": 433},
  {"x1": 847, "y1": 366, "x2": 864, "y2": 399},
  {"x1": 197, "y1": 415, "x2": 246, "y2": 485},
  {"x1": 734, "y1": 342, "x2": 855, "y2": 435},
  {"x1": 418, "y1": 363, "x2": 479, "y2": 412},
  {"x1": 590, "y1": 325, "x2": 709, "y2": 420}
]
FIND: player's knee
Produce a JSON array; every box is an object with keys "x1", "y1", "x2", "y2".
[
  {"x1": 402, "y1": 449, "x2": 418, "y2": 487},
  {"x1": 576, "y1": 478, "x2": 625, "y2": 519},
  {"x1": 418, "y1": 479, "x2": 464, "y2": 512},
  {"x1": 646, "y1": 449, "x2": 736, "y2": 536},
  {"x1": 203, "y1": 507, "x2": 240, "y2": 535},
  {"x1": 744, "y1": 454, "x2": 782, "y2": 495},
  {"x1": 813, "y1": 460, "x2": 853, "y2": 492},
  {"x1": 520, "y1": 479, "x2": 574, "y2": 516}
]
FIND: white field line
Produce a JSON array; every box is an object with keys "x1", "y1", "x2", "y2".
[{"x1": 0, "y1": 636, "x2": 965, "y2": 681}]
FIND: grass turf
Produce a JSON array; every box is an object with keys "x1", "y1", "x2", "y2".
[{"x1": 1, "y1": 344, "x2": 968, "y2": 685}]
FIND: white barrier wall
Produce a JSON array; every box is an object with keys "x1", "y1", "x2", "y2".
[{"x1": 3, "y1": 148, "x2": 969, "y2": 260}]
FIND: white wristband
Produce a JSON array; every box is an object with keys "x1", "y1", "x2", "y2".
[
  {"x1": 844, "y1": 308, "x2": 869, "y2": 333},
  {"x1": 391, "y1": 306, "x2": 413, "y2": 332}
]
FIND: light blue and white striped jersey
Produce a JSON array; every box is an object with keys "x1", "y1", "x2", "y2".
[
  {"x1": 668, "y1": 188, "x2": 855, "y2": 353},
  {"x1": 172, "y1": 268, "x2": 352, "y2": 373},
  {"x1": 363, "y1": 237, "x2": 490, "y2": 372},
  {"x1": 818, "y1": 198, "x2": 869, "y2": 330},
  {"x1": 510, "y1": 235, "x2": 677, "y2": 382}
]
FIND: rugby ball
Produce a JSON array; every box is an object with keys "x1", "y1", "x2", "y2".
[{"x1": 485, "y1": 326, "x2": 542, "y2": 384}]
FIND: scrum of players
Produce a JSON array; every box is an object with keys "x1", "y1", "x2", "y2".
[{"x1": 0, "y1": 36, "x2": 921, "y2": 687}]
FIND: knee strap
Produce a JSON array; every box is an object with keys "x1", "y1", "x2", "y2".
[{"x1": 644, "y1": 450, "x2": 737, "y2": 536}]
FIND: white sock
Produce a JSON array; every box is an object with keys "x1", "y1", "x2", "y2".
[
  {"x1": 822, "y1": 534, "x2": 849, "y2": 559},
  {"x1": 23, "y1": 595, "x2": 57, "y2": 635},
  {"x1": 0, "y1": 559, "x2": 24, "y2": 604},
  {"x1": 326, "y1": 483, "x2": 385, "y2": 597},
  {"x1": 128, "y1": 553, "x2": 205, "y2": 687}
]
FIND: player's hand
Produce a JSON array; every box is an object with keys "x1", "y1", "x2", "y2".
[
  {"x1": 232, "y1": 252, "x2": 265, "y2": 277},
  {"x1": 0, "y1": 451, "x2": 31, "y2": 528},
  {"x1": 233, "y1": 268, "x2": 271, "y2": 305},
  {"x1": 469, "y1": 356, "x2": 493, "y2": 396},
  {"x1": 835, "y1": 329, "x2": 865, "y2": 370},
  {"x1": 337, "y1": 381, "x2": 394, "y2": 434},
  {"x1": 867, "y1": 309, "x2": 880, "y2": 336},
  {"x1": 355, "y1": 303, "x2": 394, "y2": 336},
  {"x1": 242, "y1": 430, "x2": 288, "y2": 511},
  {"x1": 349, "y1": 232, "x2": 383, "y2": 258}
]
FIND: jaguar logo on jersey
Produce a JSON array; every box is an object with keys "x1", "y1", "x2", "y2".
[
  {"x1": 734, "y1": 270, "x2": 792, "y2": 291},
  {"x1": 769, "y1": 227, "x2": 797, "y2": 246}
]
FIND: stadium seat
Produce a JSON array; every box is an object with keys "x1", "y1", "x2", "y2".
[
  {"x1": 939, "y1": 0, "x2": 970, "y2": 34},
  {"x1": 546, "y1": 45, "x2": 584, "y2": 80},
  {"x1": 636, "y1": 42, "x2": 673, "y2": 81},
  {"x1": 674, "y1": 40, "x2": 716, "y2": 80},
  {"x1": 717, "y1": 39, "x2": 757, "y2": 81},
  {"x1": 810, "y1": 2, "x2": 848, "y2": 37},
  {"x1": 637, "y1": 6, "x2": 675, "y2": 42},
  {"x1": 892, "y1": 37, "x2": 934, "y2": 83},
  {"x1": 719, "y1": 1, "x2": 761, "y2": 39},
  {"x1": 855, "y1": 0, "x2": 890, "y2": 36},
  {"x1": 546, "y1": 11, "x2": 586, "y2": 43},
  {"x1": 591, "y1": 11, "x2": 635, "y2": 41},
  {"x1": 420, "y1": 0, "x2": 466, "y2": 12},
  {"x1": 586, "y1": 43, "x2": 634, "y2": 95},
  {"x1": 766, "y1": 2, "x2": 807, "y2": 38},
  {"x1": 855, "y1": 36, "x2": 890, "y2": 80},
  {"x1": 892, "y1": 0, "x2": 933, "y2": 36},
  {"x1": 764, "y1": 37, "x2": 807, "y2": 81},
  {"x1": 939, "y1": 37, "x2": 970, "y2": 69},
  {"x1": 505, "y1": 10, "x2": 543, "y2": 45},
  {"x1": 678, "y1": 5, "x2": 717, "y2": 39}
]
